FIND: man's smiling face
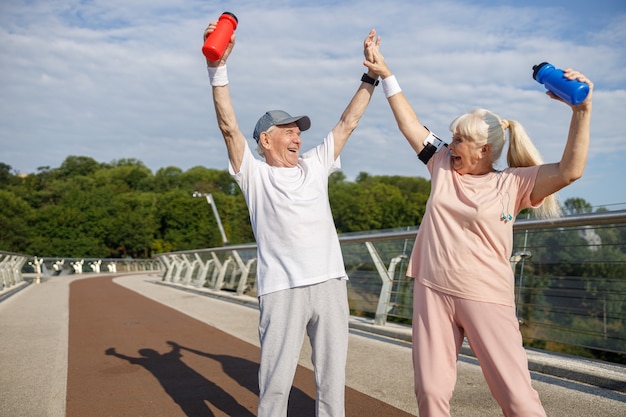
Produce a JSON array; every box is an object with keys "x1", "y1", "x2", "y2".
[{"x1": 261, "y1": 122, "x2": 302, "y2": 168}]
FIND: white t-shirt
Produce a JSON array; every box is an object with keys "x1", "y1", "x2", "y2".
[{"x1": 230, "y1": 132, "x2": 347, "y2": 296}]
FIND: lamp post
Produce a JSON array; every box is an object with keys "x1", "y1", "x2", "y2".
[{"x1": 192, "y1": 191, "x2": 228, "y2": 245}]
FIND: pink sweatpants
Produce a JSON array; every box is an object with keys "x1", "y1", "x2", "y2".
[{"x1": 412, "y1": 280, "x2": 547, "y2": 417}]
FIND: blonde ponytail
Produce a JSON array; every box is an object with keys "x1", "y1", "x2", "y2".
[{"x1": 506, "y1": 120, "x2": 562, "y2": 219}]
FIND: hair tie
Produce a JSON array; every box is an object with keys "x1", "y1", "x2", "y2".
[{"x1": 501, "y1": 119, "x2": 510, "y2": 130}]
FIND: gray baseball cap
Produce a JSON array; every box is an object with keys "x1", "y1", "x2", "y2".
[{"x1": 253, "y1": 110, "x2": 311, "y2": 142}]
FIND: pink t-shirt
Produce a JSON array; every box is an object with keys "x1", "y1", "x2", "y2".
[{"x1": 407, "y1": 150, "x2": 541, "y2": 307}]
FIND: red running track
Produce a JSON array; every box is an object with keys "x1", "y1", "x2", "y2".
[{"x1": 66, "y1": 276, "x2": 415, "y2": 417}]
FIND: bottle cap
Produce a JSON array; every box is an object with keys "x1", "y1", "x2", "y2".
[
  {"x1": 221, "y1": 12, "x2": 238, "y2": 26},
  {"x1": 532, "y1": 62, "x2": 549, "y2": 80}
]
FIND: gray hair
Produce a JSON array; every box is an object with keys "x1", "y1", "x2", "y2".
[
  {"x1": 255, "y1": 125, "x2": 276, "y2": 159},
  {"x1": 449, "y1": 108, "x2": 562, "y2": 219}
]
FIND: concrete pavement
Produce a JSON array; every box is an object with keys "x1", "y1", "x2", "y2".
[{"x1": 1, "y1": 273, "x2": 625, "y2": 416}]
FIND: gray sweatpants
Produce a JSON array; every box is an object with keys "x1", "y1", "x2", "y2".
[{"x1": 257, "y1": 278, "x2": 349, "y2": 417}]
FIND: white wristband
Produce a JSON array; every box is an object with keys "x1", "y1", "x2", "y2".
[
  {"x1": 208, "y1": 65, "x2": 228, "y2": 87},
  {"x1": 382, "y1": 75, "x2": 402, "y2": 98}
]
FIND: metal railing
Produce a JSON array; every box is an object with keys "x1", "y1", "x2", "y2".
[
  {"x1": 21, "y1": 257, "x2": 163, "y2": 277},
  {"x1": 156, "y1": 210, "x2": 626, "y2": 355},
  {"x1": 2, "y1": 253, "x2": 164, "y2": 299},
  {"x1": 0, "y1": 251, "x2": 29, "y2": 293}
]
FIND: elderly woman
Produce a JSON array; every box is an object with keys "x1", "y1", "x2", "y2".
[{"x1": 365, "y1": 36, "x2": 592, "y2": 417}]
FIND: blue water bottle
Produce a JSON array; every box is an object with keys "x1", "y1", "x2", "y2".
[{"x1": 532, "y1": 62, "x2": 589, "y2": 105}]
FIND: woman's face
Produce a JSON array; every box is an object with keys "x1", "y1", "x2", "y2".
[{"x1": 448, "y1": 134, "x2": 491, "y2": 175}]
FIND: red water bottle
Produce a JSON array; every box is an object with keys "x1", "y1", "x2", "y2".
[{"x1": 202, "y1": 12, "x2": 238, "y2": 61}]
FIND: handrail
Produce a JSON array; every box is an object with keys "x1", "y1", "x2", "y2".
[
  {"x1": 157, "y1": 210, "x2": 626, "y2": 253},
  {"x1": 154, "y1": 209, "x2": 626, "y2": 356},
  {"x1": 512, "y1": 209, "x2": 626, "y2": 230}
]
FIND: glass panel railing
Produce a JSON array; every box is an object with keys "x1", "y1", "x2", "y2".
[{"x1": 155, "y1": 210, "x2": 626, "y2": 356}]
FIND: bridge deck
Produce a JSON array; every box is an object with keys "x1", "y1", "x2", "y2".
[{"x1": 1, "y1": 273, "x2": 624, "y2": 416}]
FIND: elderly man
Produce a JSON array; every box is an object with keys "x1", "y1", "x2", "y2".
[{"x1": 203, "y1": 22, "x2": 379, "y2": 417}]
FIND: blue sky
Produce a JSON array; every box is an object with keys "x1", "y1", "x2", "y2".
[{"x1": 1, "y1": 0, "x2": 625, "y2": 210}]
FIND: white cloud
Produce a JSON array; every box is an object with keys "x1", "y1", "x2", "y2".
[{"x1": 0, "y1": 0, "x2": 625, "y2": 209}]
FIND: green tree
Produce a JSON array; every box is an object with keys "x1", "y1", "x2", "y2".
[
  {"x1": 563, "y1": 197, "x2": 592, "y2": 215},
  {"x1": 56, "y1": 156, "x2": 102, "y2": 179},
  {"x1": 0, "y1": 190, "x2": 34, "y2": 252},
  {"x1": 0, "y1": 162, "x2": 14, "y2": 187},
  {"x1": 95, "y1": 159, "x2": 153, "y2": 192},
  {"x1": 156, "y1": 189, "x2": 220, "y2": 251},
  {"x1": 153, "y1": 166, "x2": 184, "y2": 191},
  {"x1": 106, "y1": 192, "x2": 158, "y2": 258}
]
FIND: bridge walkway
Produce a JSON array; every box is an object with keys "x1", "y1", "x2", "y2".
[{"x1": 1, "y1": 273, "x2": 624, "y2": 416}]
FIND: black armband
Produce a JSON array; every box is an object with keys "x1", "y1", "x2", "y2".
[{"x1": 417, "y1": 129, "x2": 447, "y2": 164}]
